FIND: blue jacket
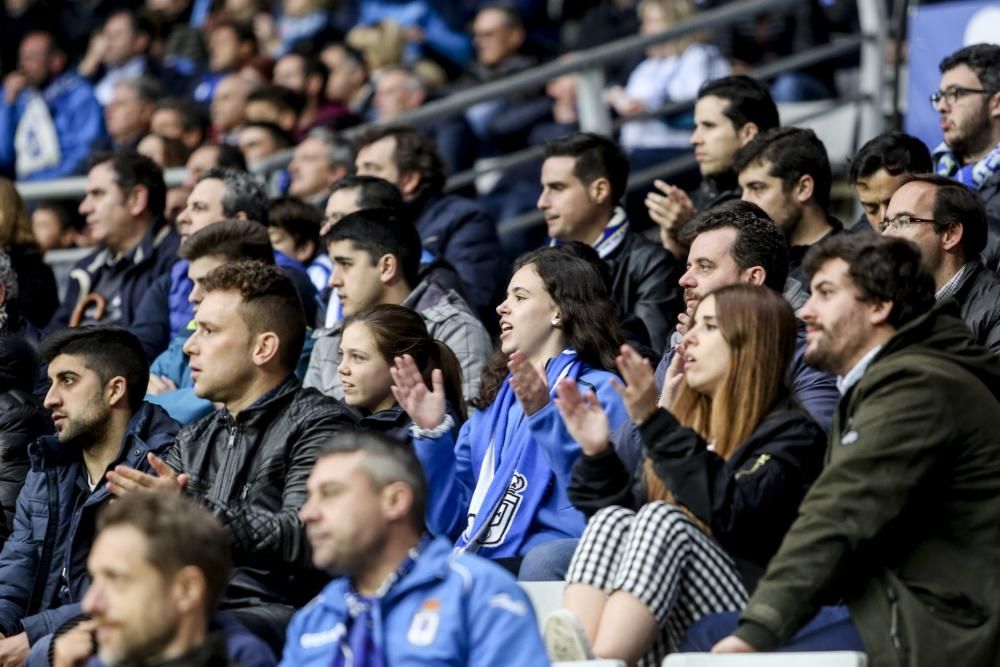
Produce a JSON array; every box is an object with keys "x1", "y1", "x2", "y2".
[
  {"x1": 279, "y1": 537, "x2": 548, "y2": 667},
  {"x1": 357, "y1": 2, "x2": 472, "y2": 67},
  {"x1": 416, "y1": 366, "x2": 629, "y2": 556},
  {"x1": 0, "y1": 72, "x2": 105, "y2": 180},
  {"x1": 412, "y1": 193, "x2": 505, "y2": 316},
  {"x1": 0, "y1": 403, "x2": 178, "y2": 645},
  {"x1": 131, "y1": 252, "x2": 320, "y2": 363},
  {"x1": 48, "y1": 218, "x2": 180, "y2": 333},
  {"x1": 146, "y1": 321, "x2": 318, "y2": 425}
]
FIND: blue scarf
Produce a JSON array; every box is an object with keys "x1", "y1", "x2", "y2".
[
  {"x1": 933, "y1": 140, "x2": 1000, "y2": 190},
  {"x1": 330, "y1": 536, "x2": 429, "y2": 667},
  {"x1": 456, "y1": 350, "x2": 585, "y2": 558},
  {"x1": 549, "y1": 207, "x2": 629, "y2": 259}
]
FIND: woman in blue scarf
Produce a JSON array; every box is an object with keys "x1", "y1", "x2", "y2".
[{"x1": 392, "y1": 247, "x2": 630, "y2": 570}]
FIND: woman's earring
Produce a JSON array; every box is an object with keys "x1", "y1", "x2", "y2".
[{"x1": 551, "y1": 317, "x2": 560, "y2": 327}]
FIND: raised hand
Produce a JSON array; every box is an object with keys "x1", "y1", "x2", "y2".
[
  {"x1": 53, "y1": 619, "x2": 98, "y2": 667},
  {"x1": 391, "y1": 354, "x2": 446, "y2": 430},
  {"x1": 105, "y1": 453, "x2": 187, "y2": 498},
  {"x1": 508, "y1": 352, "x2": 549, "y2": 416},
  {"x1": 646, "y1": 180, "x2": 696, "y2": 257},
  {"x1": 660, "y1": 345, "x2": 685, "y2": 411},
  {"x1": 554, "y1": 379, "x2": 610, "y2": 456},
  {"x1": 146, "y1": 374, "x2": 177, "y2": 396},
  {"x1": 611, "y1": 345, "x2": 659, "y2": 426}
]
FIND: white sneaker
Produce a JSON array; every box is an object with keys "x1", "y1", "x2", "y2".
[{"x1": 543, "y1": 608, "x2": 596, "y2": 662}]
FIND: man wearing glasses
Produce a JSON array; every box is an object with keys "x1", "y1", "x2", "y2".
[
  {"x1": 881, "y1": 174, "x2": 1000, "y2": 354},
  {"x1": 931, "y1": 44, "x2": 1000, "y2": 267}
]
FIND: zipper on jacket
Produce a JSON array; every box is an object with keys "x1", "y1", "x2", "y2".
[
  {"x1": 240, "y1": 483, "x2": 250, "y2": 500},
  {"x1": 227, "y1": 426, "x2": 237, "y2": 448},
  {"x1": 735, "y1": 454, "x2": 772, "y2": 479},
  {"x1": 886, "y1": 584, "x2": 905, "y2": 656}
]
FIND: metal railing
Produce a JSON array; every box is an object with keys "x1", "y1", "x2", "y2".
[{"x1": 14, "y1": 0, "x2": 887, "y2": 234}]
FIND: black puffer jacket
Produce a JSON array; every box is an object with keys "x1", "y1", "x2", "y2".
[
  {"x1": 0, "y1": 389, "x2": 52, "y2": 545},
  {"x1": 569, "y1": 398, "x2": 825, "y2": 591},
  {"x1": 164, "y1": 375, "x2": 356, "y2": 606},
  {"x1": 951, "y1": 261, "x2": 1000, "y2": 354},
  {"x1": 979, "y1": 171, "x2": 1000, "y2": 271}
]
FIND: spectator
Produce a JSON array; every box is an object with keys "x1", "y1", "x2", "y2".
[
  {"x1": 106, "y1": 261, "x2": 356, "y2": 652},
  {"x1": 52, "y1": 493, "x2": 277, "y2": 667},
  {"x1": 137, "y1": 133, "x2": 192, "y2": 169},
  {"x1": 245, "y1": 84, "x2": 303, "y2": 135},
  {"x1": 282, "y1": 430, "x2": 548, "y2": 666},
  {"x1": 848, "y1": 131, "x2": 933, "y2": 233},
  {"x1": 49, "y1": 151, "x2": 180, "y2": 330},
  {"x1": 210, "y1": 73, "x2": 255, "y2": 144},
  {"x1": 274, "y1": 0, "x2": 329, "y2": 57},
  {"x1": 0, "y1": 333, "x2": 51, "y2": 546},
  {"x1": 182, "y1": 142, "x2": 247, "y2": 189},
  {"x1": 237, "y1": 121, "x2": 294, "y2": 164},
  {"x1": 0, "y1": 327, "x2": 178, "y2": 666},
  {"x1": 321, "y1": 175, "x2": 405, "y2": 235},
  {"x1": 194, "y1": 20, "x2": 257, "y2": 104},
  {"x1": 145, "y1": 219, "x2": 277, "y2": 424},
  {"x1": 882, "y1": 174, "x2": 1000, "y2": 354},
  {"x1": 0, "y1": 250, "x2": 43, "y2": 348},
  {"x1": 0, "y1": 177, "x2": 59, "y2": 329},
  {"x1": 543, "y1": 284, "x2": 825, "y2": 664},
  {"x1": 318, "y1": 42, "x2": 371, "y2": 119},
  {"x1": 267, "y1": 196, "x2": 332, "y2": 292},
  {"x1": 354, "y1": 125, "x2": 504, "y2": 318},
  {"x1": 151, "y1": 97, "x2": 209, "y2": 151},
  {"x1": 305, "y1": 208, "x2": 491, "y2": 403},
  {"x1": 609, "y1": 0, "x2": 730, "y2": 161},
  {"x1": 394, "y1": 248, "x2": 629, "y2": 566},
  {"x1": 932, "y1": 44, "x2": 1000, "y2": 269},
  {"x1": 0, "y1": 31, "x2": 105, "y2": 181},
  {"x1": 99, "y1": 76, "x2": 161, "y2": 151},
  {"x1": 287, "y1": 127, "x2": 352, "y2": 208},
  {"x1": 540, "y1": 133, "x2": 684, "y2": 354},
  {"x1": 356, "y1": 0, "x2": 473, "y2": 70},
  {"x1": 272, "y1": 51, "x2": 353, "y2": 135},
  {"x1": 699, "y1": 235, "x2": 1000, "y2": 664},
  {"x1": 734, "y1": 127, "x2": 842, "y2": 288},
  {"x1": 30, "y1": 201, "x2": 83, "y2": 254},
  {"x1": 646, "y1": 75, "x2": 778, "y2": 258},
  {"x1": 77, "y1": 9, "x2": 157, "y2": 106},
  {"x1": 346, "y1": 20, "x2": 406, "y2": 75},
  {"x1": 133, "y1": 167, "x2": 317, "y2": 361}
]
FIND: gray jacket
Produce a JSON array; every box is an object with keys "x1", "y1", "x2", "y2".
[{"x1": 303, "y1": 278, "x2": 492, "y2": 401}]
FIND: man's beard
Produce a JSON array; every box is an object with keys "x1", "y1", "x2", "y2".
[
  {"x1": 58, "y1": 402, "x2": 112, "y2": 451},
  {"x1": 948, "y1": 103, "x2": 992, "y2": 161}
]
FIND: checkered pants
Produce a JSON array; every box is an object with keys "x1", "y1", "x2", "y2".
[{"x1": 565, "y1": 502, "x2": 748, "y2": 666}]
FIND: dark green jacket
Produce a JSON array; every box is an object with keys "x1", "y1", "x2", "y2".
[{"x1": 735, "y1": 300, "x2": 1000, "y2": 666}]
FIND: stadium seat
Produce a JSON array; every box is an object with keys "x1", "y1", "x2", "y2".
[
  {"x1": 520, "y1": 580, "x2": 566, "y2": 630},
  {"x1": 663, "y1": 652, "x2": 868, "y2": 666}
]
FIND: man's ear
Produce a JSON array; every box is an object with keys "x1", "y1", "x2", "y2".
[
  {"x1": 742, "y1": 266, "x2": 767, "y2": 286},
  {"x1": 171, "y1": 565, "x2": 207, "y2": 615},
  {"x1": 988, "y1": 90, "x2": 1000, "y2": 121},
  {"x1": 737, "y1": 121, "x2": 759, "y2": 147},
  {"x1": 399, "y1": 170, "x2": 422, "y2": 198},
  {"x1": 251, "y1": 331, "x2": 281, "y2": 367},
  {"x1": 588, "y1": 177, "x2": 612, "y2": 207},
  {"x1": 126, "y1": 185, "x2": 151, "y2": 217},
  {"x1": 105, "y1": 376, "x2": 129, "y2": 408},
  {"x1": 794, "y1": 174, "x2": 815, "y2": 206},
  {"x1": 381, "y1": 480, "x2": 413, "y2": 523},
  {"x1": 869, "y1": 299, "x2": 893, "y2": 327},
  {"x1": 295, "y1": 240, "x2": 316, "y2": 264},
  {"x1": 378, "y1": 253, "x2": 401, "y2": 285},
  {"x1": 940, "y1": 221, "x2": 964, "y2": 253}
]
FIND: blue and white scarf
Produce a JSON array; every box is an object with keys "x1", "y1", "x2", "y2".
[
  {"x1": 550, "y1": 207, "x2": 629, "y2": 259},
  {"x1": 934, "y1": 140, "x2": 1000, "y2": 190},
  {"x1": 457, "y1": 350, "x2": 585, "y2": 558}
]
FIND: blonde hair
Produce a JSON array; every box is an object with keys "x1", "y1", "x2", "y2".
[
  {"x1": 0, "y1": 178, "x2": 36, "y2": 247},
  {"x1": 638, "y1": 0, "x2": 704, "y2": 56},
  {"x1": 347, "y1": 20, "x2": 405, "y2": 72},
  {"x1": 645, "y1": 285, "x2": 796, "y2": 503}
]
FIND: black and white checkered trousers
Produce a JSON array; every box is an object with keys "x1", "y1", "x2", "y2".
[{"x1": 565, "y1": 502, "x2": 748, "y2": 666}]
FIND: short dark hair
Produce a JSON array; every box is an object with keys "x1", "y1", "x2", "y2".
[
  {"x1": 318, "y1": 430, "x2": 427, "y2": 533},
  {"x1": 200, "y1": 261, "x2": 306, "y2": 371},
  {"x1": 544, "y1": 132, "x2": 630, "y2": 205},
  {"x1": 899, "y1": 173, "x2": 989, "y2": 259},
  {"x1": 327, "y1": 208, "x2": 422, "y2": 288},
  {"x1": 90, "y1": 150, "x2": 166, "y2": 219},
  {"x1": 40, "y1": 327, "x2": 149, "y2": 413},
  {"x1": 697, "y1": 75, "x2": 780, "y2": 133},
  {"x1": 154, "y1": 98, "x2": 209, "y2": 136},
  {"x1": 267, "y1": 196, "x2": 321, "y2": 256},
  {"x1": 116, "y1": 75, "x2": 162, "y2": 105},
  {"x1": 198, "y1": 167, "x2": 269, "y2": 225},
  {"x1": 210, "y1": 19, "x2": 257, "y2": 53},
  {"x1": 803, "y1": 234, "x2": 935, "y2": 329},
  {"x1": 328, "y1": 175, "x2": 403, "y2": 210},
  {"x1": 240, "y1": 121, "x2": 294, "y2": 150},
  {"x1": 97, "y1": 493, "x2": 232, "y2": 616},
  {"x1": 213, "y1": 144, "x2": 248, "y2": 171},
  {"x1": 477, "y1": 3, "x2": 523, "y2": 30},
  {"x1": 354, "y1": 126, "x2": 446, "y2": 196},
  {"x1": 680, "y1": 200, "x2": 789, "y2": 292},
  {"x1": 939, "y1": 44, "x2": 1000, "y2": 92},
  {"x1": 848, "y1": 132, "x2": 933, "y2": 185},
  {"x1": 247, "y1": 84, "x2": 305, "y2": 116},
  {"x1": 179, "y1": 218, "x2": 275, "y2": 264},
  {"x1": 733, "y1": 127, "x2": 832, "y2": 211}
]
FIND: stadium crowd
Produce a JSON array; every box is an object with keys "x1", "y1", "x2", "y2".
[{"x1": 0, "y1": 0, "x2": 998, "y2": 665}]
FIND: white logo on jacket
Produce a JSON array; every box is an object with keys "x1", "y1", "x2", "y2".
[{"x1": 300, "y1": 623, "x2": 346, "y2": 648}]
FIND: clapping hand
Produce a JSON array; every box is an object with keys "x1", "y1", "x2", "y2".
[
  {"x1": 554, "y1": 379, "x2": 610, "y2": 456},
  {"x1": 391, "y1": 354, "x2": 446, "y2": 430},
  {"x1": 105, "y1": 453, "x2": 187, "y2": 498},
  {"x1": 508, "y1": 352, "x2": 550, "y2": 416},
  {"x1": 611, "y1": 345, "x2": 660, "y2": 426}
]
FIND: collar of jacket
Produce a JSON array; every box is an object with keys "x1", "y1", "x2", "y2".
[
  {"x1": 212, "y1": 373, "x2": 301, "y2": 426},
  {"x1": 83, "y1": 216, "x2": 176, "y2": 274},
  {"x1": 870, "y1": 298, "x2": 964, "y2": 364},
  {"x1": 27, "y1": 402, "x2": 175, "y2": 471}
]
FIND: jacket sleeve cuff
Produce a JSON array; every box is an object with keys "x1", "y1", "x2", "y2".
[
  {"x1": 637, "y1": 408, "x2": 680, "y2": 442},
  {"x1": 733, "y1": 620, "x2": 780, "y2": 652}
]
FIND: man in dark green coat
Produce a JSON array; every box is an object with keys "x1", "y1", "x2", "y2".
[{"x1": 697, "y1": 235, "x2": 1000, "y2": 666}]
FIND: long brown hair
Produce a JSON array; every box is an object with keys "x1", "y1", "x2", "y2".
[
  {"x1": 645, "y1": 284, "x2": 796, "y2": 501},
  {"x1": 347, "y1": 304, "x2": 467, "y2": 420},
  {"x1": 0, "y1": 178, "x2": 37, "y2": 247}
]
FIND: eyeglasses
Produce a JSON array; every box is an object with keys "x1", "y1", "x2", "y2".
[
  {"x1": 929, "y1": 86, "x2": 996, "y2": 108},
  {"x1": 878, "y1": 214, "x2": 939, "y2": 234}
]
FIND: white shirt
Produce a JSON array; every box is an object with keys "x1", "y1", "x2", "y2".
[{"x1": 836, "y1": 344, "x2": 883, "y2": 395}]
